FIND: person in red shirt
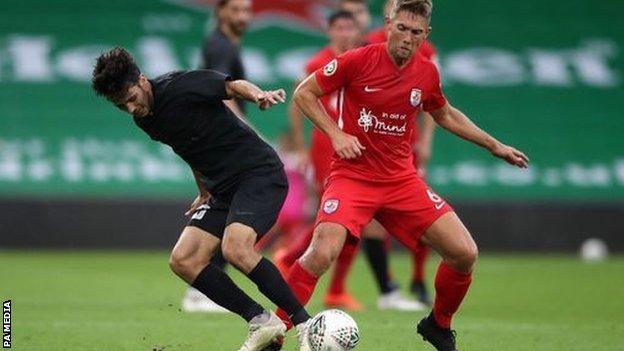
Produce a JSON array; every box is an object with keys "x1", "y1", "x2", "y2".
[
  {"x1": 367, "y1": 0, "x2": 438, "y2": 306},
  {"x1": 281, "y1": 9, "x2": 423, "y2": 313},
  {"x1": 276, "y1": 1, "x2": 529, "y2": 350}
]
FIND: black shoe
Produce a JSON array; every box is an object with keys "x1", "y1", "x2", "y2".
[
  {"x1": 260, "y1": 335, "x2": 283, "y2": 351},
  {"x1": 416, "y1": 313, "x2": 458, "y2": 351},
  {"x1": 411, "y1": 280, "x2": 432, "y2": 305}
]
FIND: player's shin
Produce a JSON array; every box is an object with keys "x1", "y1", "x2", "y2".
[
  {"x1": 192, "y1": 263, "x2": 265, "y2": 322},
  {"x1": 247, "y1": 257, "x2": 311, "y2": 326},
  {"x1": 275, "y1": 260, "x2": 319, "y2": 329},
  {"x1": 432, "y1": 261, "x2": 472, "y2": 328}
]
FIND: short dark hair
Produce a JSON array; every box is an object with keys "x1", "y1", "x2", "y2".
[
  {"x1": 91, "y1": 47, "x2": 141, "y2": 100},
  {"x1": 328, "y1": 10, "x2": 356, "y2": 27},
  {"x1": 390, "y1": 0, "x2": 433, "y2": 21}
]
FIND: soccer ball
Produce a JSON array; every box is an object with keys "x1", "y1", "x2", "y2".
[{"x1": 307, "y1": 309, "x2": 360, "y2": 351}]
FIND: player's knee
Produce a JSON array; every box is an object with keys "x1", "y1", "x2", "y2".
[
  {"x1": 300, "y1": 228, "x2": 341, "y2": 275},
  {"x1": 221, "y1": 240, "x2": 245, "y2": 265},
  {"x1": 453, "y1": 242, "x2": 479, "y2": 273},
  {"x1": 169, "y1": 250, "x2": 196, "y2": 280},
  {"x1": 221, "y1": 236, "x2": 255, "y2": 268}
]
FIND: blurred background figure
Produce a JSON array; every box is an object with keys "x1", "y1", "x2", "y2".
[
  {"x1": 201, "y1": 0, "x2": 252, "y2": 115},
  {"x1": 183, "y1": 0, "x2": 253, "y2": 313}
]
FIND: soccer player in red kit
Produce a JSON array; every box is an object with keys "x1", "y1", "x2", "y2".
[
  {"x1": 276, "y1": 1, "x2": 529, "y2": 350},
  {"x1": 283, "y1": 9, "x2": 423, "y2": 312}
]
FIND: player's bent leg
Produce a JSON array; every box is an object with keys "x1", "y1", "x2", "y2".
[
  {"x1": 275, "y1": 222, "x2": 349, "y2": 331},
  {"x1": 171, "y1": 226, "x2": 231, "y2": 313},
  {"x1": 417, "y1": 212, "x2": 476, "y2": 351},
  {"x1": 421, "y1": 212, "x2": 478, "y2": 274},
  {"x1": 300, "y1": 222, "x2": 349, "y2": 276},
  {"x1": 170, "y1": 226, "x2": 269, "y2": 326}
]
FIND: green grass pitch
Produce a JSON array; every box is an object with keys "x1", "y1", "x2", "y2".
[{"x1": 1, "y1": 251, "x2": 623, "y2": 350}]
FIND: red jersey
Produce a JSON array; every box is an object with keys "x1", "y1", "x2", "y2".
[
  {"x1": 366, "y1": 28, "x2": 437, "y2": 61},
  {"x1": 313, "y1": 43, "x2": 446, "y2": 181}
]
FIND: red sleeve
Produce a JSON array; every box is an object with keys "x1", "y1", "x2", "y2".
[
  {"x1": 422, "y1": 64, "x2": 447, "y2": 112},
  {"x1": 313, "y1": 49, "x2": 360, "y2": 94}
]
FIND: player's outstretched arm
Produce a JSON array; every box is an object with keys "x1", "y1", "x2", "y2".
[
  {"x1": 225, "y1": 79, "x2": 286, "y2": 111},
  {"x1": 288, "y1": 80, "x2": 311, "y2": 171},
  {"x1": 429, "y1": 103, "x2": 529, "y2": 168},
  {"x1": 293, "y1": 75, "x2": 365, "y2": 159}
]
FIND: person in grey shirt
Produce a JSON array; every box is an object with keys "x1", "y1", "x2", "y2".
[{"x1": 201, "y1": 0, "x2": 252, "y2": 115}]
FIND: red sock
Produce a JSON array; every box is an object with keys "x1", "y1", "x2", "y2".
[
  {"x1": 327, "y1": 242, "x2": 359, "y2": 295},
  {"x1": 432, "y1": 261, "x2": 472, "y2": 328},
  {"x1": 411, "y1": 244, "x2": 430, "y2": 283},
  {"x1": 281, "y1": 226, "x2": 313, "y2": 268},
  {"x1": 276, "y1": 261, "x2": 319, "y2": 329}
]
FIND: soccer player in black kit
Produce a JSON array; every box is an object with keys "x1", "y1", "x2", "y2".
[{"x1": 91, "y1": 47, "x2": 310, "y2": 351}]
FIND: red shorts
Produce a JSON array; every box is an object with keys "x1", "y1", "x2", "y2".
[{"x1": 315, "y1": 174, "x2": 453, "y2": 251}]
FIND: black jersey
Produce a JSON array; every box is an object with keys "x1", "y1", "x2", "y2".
[
  {"x1": 201, "y1": 29, "x2": 246, "y2": 112},
  {"x1": 134, "y1": 70, "x2": 282, "y2": 197}
]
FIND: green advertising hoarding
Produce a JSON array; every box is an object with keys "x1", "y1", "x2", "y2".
[{"x1": 1, "y1": 0, "x2": 623, "y2": 200}]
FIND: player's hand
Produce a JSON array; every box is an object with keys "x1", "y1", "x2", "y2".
[
  {"x1": 256, "y1": 89, "x2": 287, "y2": 110},
  {"x1": 331, "y1": 131, "x2": 366, "y2": 159},
  {"x1": 490, "y1": 143, "x2": 530, "y2": 168},
  {"x1": 185, "y1": 193, "x2": 210, "y2": 217}
]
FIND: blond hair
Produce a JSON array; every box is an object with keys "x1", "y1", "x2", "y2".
[{"x1": 389, "y1": 0, "x2": 433, "y2": 21}]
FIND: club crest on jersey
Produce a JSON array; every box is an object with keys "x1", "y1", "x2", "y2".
[
  {"x1": 410, "y1": 88, "x2": 422, "y2": 107},
  {"x1": 323, "y1": 59, "x2": 338, "y2": 76},
  {"x1": 323, "y1": 199, "x2": 339, "y2": 214}
]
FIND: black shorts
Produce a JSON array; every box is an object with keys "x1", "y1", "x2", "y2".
[{"x1": 187, "y1": 167, "x2": 288, "y2": 239}]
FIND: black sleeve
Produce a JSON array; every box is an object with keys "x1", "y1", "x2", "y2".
[
  {"x1": 170, "y1": 70, "x2": 232, "y2": 102},
  {"x1": 201, "y1": 38, "x2": 235, "y2": 75}
]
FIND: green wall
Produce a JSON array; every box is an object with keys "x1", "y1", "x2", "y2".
[{"x1": 0, "y1": 0, "x2": 622, "y2": 200}]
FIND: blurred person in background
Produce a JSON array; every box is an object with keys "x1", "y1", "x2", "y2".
[
  {"x1": 339, "y1": 0, "x2": 372, "y2": 45},
  {"x1": 366, "y1": 0, "x2": 439, "y2": 305},
  {"x1": 279, "y1": 9, "x2": 424, "y2": 313},
  {"x1": 184, "y1": 0, "x2": 253, "y2": 313},
  {"x1": 201, "y1": 0, "x2": 252, "y2": 116}
]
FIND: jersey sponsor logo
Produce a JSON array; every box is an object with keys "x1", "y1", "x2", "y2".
[
  {"x1": 364, "y1": 86, "x2": 382, "y2": 92},
  {"x1": 426, "y1": 189, "x2": 446, "y2": 210},
  {"x1": 358, "y1": 108, "x2": 407, "y2": 136},
  {"x1": 410, "y1": 88, "x2": 422, "y2": 107},
  {"x1": 323, "y1": 59, "x2": 338, "y2": 76},
  {"x1": 323, "y1": 199, "x2": 339, "y2": 214}
]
